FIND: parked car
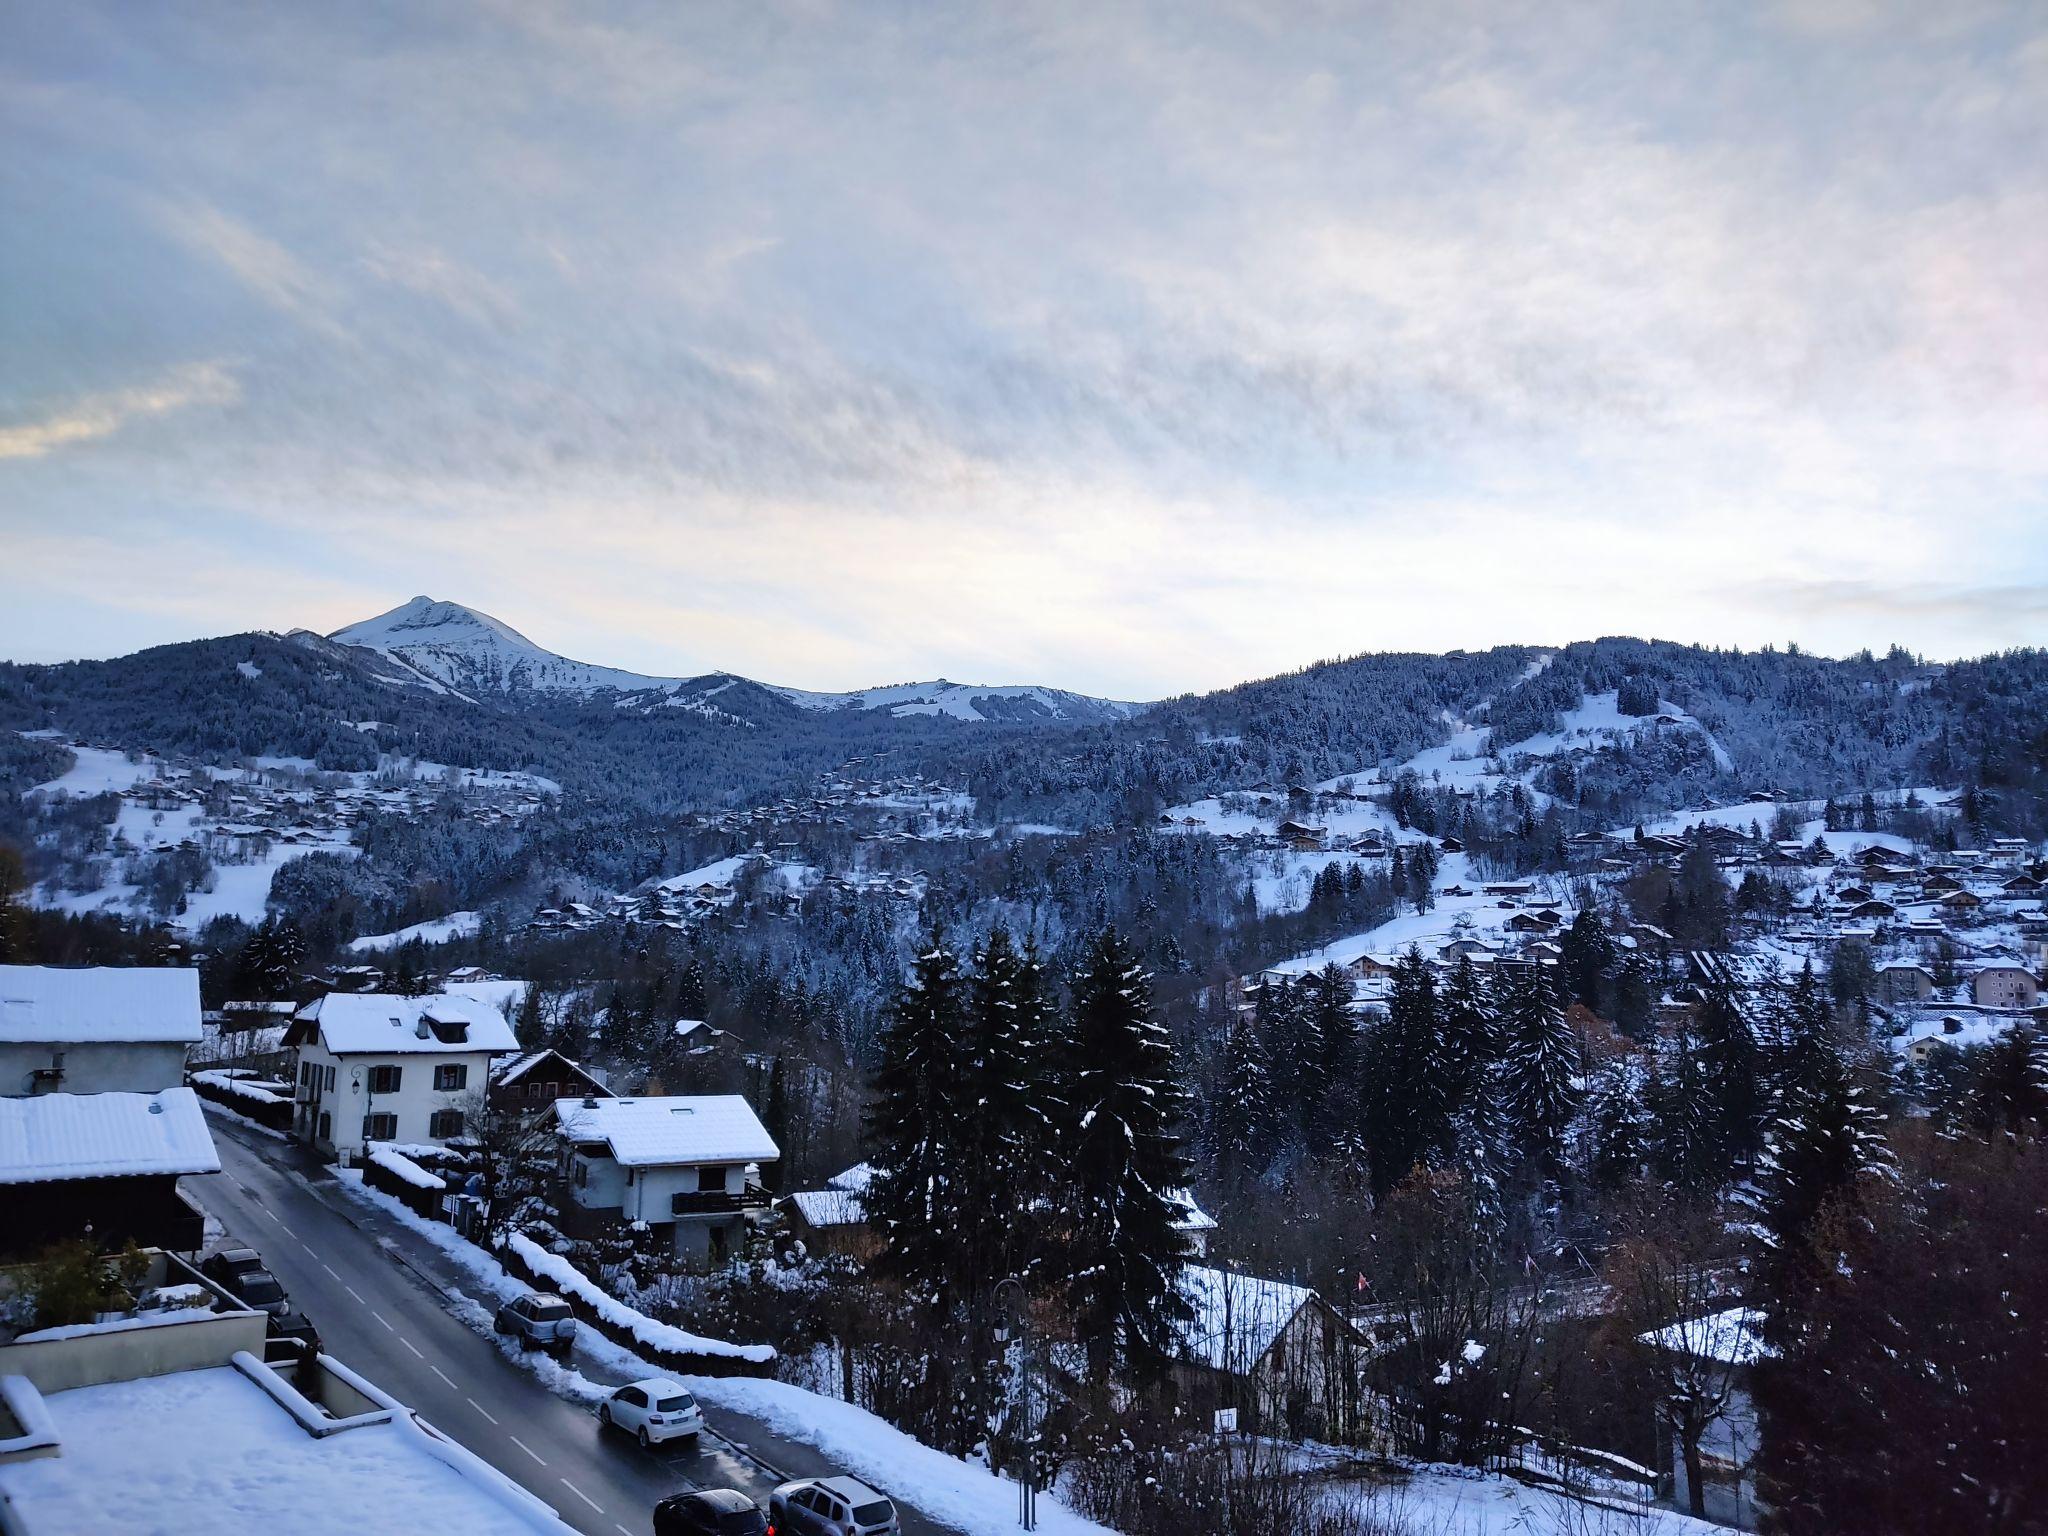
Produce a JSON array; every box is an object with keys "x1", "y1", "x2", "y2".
[
  {"x1": 201, "y1": 1248, "x2": 290, "y2": 1318},
  {"x1": 493, "y1": 1291, "x2": 576, "y2": 1356},
  {"x1": 769, "y1": 1476, "x2": 900, "y2": 1536},
  {"x1": 267, "y1": 1307, "x2": 322, "y2": 1353},
  {"x1": 653, "y1": 1487, "x2": 767, "y2": 1536},
  {"x1": 597, "y1": 1377, "x2": 704, "y2": 1449}
]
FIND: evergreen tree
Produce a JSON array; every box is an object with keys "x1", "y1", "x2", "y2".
[
  {"x1": 1649, "y1": 1026, "x2": 1716, "y2": 1192},
  {"x1": 1560, "y1": 907, "x2": 1614, "y2": 1012},
  {"x1": 1586, "y1": 1058, "x2": 1653, "y2": 1192},
  {"x1": 1213, "y1": 1016, "x2": 1276, "y2": 1186},
  {"x1": 866, "y1": 937, "x2": 970, "y2": 1305},
  {"x1": 1062, "y1": 928, "x2": 1193, "y2": 1384},
  {"x1": 760, "y1": 1055, "x2": 790, "y2": 1192},
  {"x1": 1365, "y1": 948, "x2": 1444, "y2": 1198},
  {"x1": 1963, "y1": 1025, "x2": 2048, "y2": 1139},
  {"x1": 1695, "y1": 981, "x2": 1762, "y2": 1178},
  {"x1": 1497, "y1": 963, "x2": 1581, "y2": 1177}
]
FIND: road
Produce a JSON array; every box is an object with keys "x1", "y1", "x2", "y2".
[{"x1": 189, "y1": 1115, "x2": 948, "y2": 1536}]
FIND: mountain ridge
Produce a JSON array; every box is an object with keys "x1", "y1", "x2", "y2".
[{"x1": 327, "y1": 596, "x2": 1144, "y2": 725}]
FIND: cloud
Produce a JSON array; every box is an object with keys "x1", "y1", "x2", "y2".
[{"x1": 0, "y1": 362, "x2": 239, "y2": 461}]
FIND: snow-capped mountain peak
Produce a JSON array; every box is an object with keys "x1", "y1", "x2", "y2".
[{"x1": 326, "y1": 597, "x2": 1145, "y2": 722}]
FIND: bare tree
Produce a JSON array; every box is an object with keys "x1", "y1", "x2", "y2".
[{"x1": 449, "y1": 1086, "x2": 560, "y2": 1244}]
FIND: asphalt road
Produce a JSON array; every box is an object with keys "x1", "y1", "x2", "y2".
[{"x1": 189, "y1": 1115, "x2": 947, "y2": 1536}]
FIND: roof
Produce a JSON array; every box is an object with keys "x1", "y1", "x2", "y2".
[
  {"x1": 0, "y1": 1087, "x2": 220, "y2": 1183},
  {"x1": 553, "y1": 1094, "x2": 779, "y2": 1167},
  {"x1": 1167, "y1": 1187, "x2": 1218, "y2": 1232},
  {"x1": 1174, "y1": 1264, "x2": 1320, "y2": 1373},
  {"x1": 492, "y1": 1048, "x2": 610, "y2": 1091},
  {"x1": 0, "y1": 1362, "x2": 574, "y2": 1534},
  {"x1": 787, "y1": 1188, "x2": 866, "y2": 1227},
  {"x1": 293, "y1": 992, "x2": 519, "y2": 1055},
  {"x1": 826, "y1": 1160, "x2": 878, "y2": 1193},
  {"x1": 0, "y1": 965, "x2": 201, "y2": 1045},
  {"x1": 1640, "y1": 1306, "x2": 1769, "y2": 1365}
]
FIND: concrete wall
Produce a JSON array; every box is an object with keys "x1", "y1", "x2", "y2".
[
  {"x1": 0, "y1": 1040, "x2": 188, "y2": 1097},
  {"x1": 0, "y1": 1310, "x2": 268, "y2": 1395}
]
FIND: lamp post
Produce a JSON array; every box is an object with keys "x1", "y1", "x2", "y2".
[{"x1": 992, "y1": 1276, "x2": 1037, "y2": 1531}]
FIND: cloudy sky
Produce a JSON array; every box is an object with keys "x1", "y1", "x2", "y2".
[{"x1": 2, "y1": 1, "x2": 2043, "y2": 697}]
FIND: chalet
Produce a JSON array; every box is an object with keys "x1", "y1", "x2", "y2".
[
  {"x1": 1168, "y1": 1187, "x2": 1219, "y2": 1257},
  {"x1": 554, "y1": 1094, "x2": 779, "y2": 1268},
  {"x1": 285, "y1": 991, "x2": 520, "y2": 1160},
  {"x1": 2002, "y1": 875, "x2": 2043, "y2": 896},
  {"x1": 1640, "y1": 1308, "x2": 1766, "y2": 1530},
  {"x1": 1505, "y1": 911, "x2": 1552, "y2": 934},
  {"x1": 1438, "y1": 836, "x2": 1466, "y2": 854},
  {"x1": 1483, "y1": 881, "x2": 1535, "y2": 898},
  {"x1": 1170, "y1": 1265, "x2": 1364, "y2": 1441},
  {"x1": 1438, "y1": 938, "x2": 1497, "y2": 962},
  {"x1": 490, "y1": 1048, "x2": 612, "y2": 1112},
  {"x1": 0, "y1": 1087, "x2": 219, "y2": 1259},
  {"x1": 782, "y1": 1186, "x2": 875, "y2": 1259},
  {"x1": 0, "y1": 964, "x2": 202, "y2": 1097},
  {"x1": 1972, "y1": 966, "x2": 2040, "y2": 1010},
  {"x1": 1937, "y1": 889, "x2": 1984, "y2": 914},
  {"x1": 1840, "y1": 899, "x2": 1897, "y2": 922}
]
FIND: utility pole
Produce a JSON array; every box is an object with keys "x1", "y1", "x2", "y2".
[{"x1": 993, "y1": 1276, "x2": 1036, "y2": 1531}]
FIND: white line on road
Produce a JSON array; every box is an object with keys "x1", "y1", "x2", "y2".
[
  {"x1": 400, "y1": 1337, "x2": 425, "y2": 1359},
  {"x1": 468, "y1": 1397, "x2": 499, "y2": 1425},
  {"x1": 617, "y1": 1525, "x2": 636, "y2": 1536},
  {"x1": 509, "y1": 1434, "x2": 546, "y2": 1466},
  {"x1": 431, "y1": 1364, "x2": 457, "y2": 1387},
  {"x1": 345, "y1": 1285, "x2": 364, "y2": 1303},
  {"x1": 560, "y1": 1478, "x2": 603, "y2": 1514},
  {"x1": 277, "y1": 1222, "x2": 297, "y2": 1238},
  {"x1": 371, "y1": 1310, "x2": 396, "y2": 1332},
  {"x1": 321, "y1": 1263, "x2": 340, "y2": 1279}
]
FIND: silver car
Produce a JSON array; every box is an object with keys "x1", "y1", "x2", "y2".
[{"x1": 769, "y1": 1476, "x2": 899, "y2": 1536}]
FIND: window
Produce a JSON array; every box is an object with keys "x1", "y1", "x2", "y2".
[
  {"x1": 696, "y1": 1164, "x2": 727, "y2": 1193},
  {"x1": 429, "y1": 1108, "x2": 465, "y2": 1139},
  {"x1": 367, "y1": 1065, "x2": 402, "y2": 1094},
  {"x1": 434, "y1": 1063, "x2": 468, "y2": 1091},
  {"x1": 616, "y1": 1387, "x2": 645, "y2": 1408},
  {"x1": 363, "y1": 1112, "x2": 397, "y2": 1141},
  {"x1": 325, "y1": 1064, "x2": 337, "y2": 1091},
  {"x1": 317, "y1": 1111, "x2": 331, "y2": 1142}
]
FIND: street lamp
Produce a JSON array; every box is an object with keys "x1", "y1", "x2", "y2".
[{"x1": 992, "y1": 1276, "x2": 1037, "y2": 1531}]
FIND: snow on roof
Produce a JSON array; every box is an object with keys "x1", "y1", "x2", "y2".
[
  {"x1": 1167, "y1": 1188, "x2": 1218, "y2": 1232},
  {"x1": 0, "y1": 1087, "x2": 219, "y2": 1183},
  {"x1": 0, "y1": 1362, "x2": 574, "y2": 1534},
  {"x1": 0, "y1": 965, "x2": 201, "y2": 1045},
  {"x1": 1639, "y1": 1307, "x2": 1769, "y2": 1365},
  {"x1": 1174, "y1": 1264, "x2": 1319, "y2": 1373},
  {"x1": 553, "y1": 1094, "x2": 779, "y2": 1167},
  {"x1": 787, "y1": 1188, "x2": 866, "y2": 1227},
  {"x1": 492, "y1": 1048, "x2": 607, "y2": 1089},
  {"x1": 826, "y1": 1161, "x2": 878, "y2": 1193},
  {"x1": 294, "y1": 992, "x2": 518, "y2": 1055}
]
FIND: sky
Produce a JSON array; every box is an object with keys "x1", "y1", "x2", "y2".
[{"x1": 1, "y1": 0, "x2": 2044, "y2": 699}]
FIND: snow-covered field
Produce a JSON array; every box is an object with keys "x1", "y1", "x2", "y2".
[
  {"x1": 349, "y1": 911, "x2": 483, "y2": 951},
  {"x1": 1268, "y1": 854, "x2": 1569, "y2": 976}
]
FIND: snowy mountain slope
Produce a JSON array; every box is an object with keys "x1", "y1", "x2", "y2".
[{"x1": 328, "y1": 596, "x2": 1141, "y2": 723}]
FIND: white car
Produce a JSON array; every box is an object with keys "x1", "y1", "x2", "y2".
[
  {"x1": 598, "y1": 1377, "x2": 705, "y2": 1449},
  {"x1": 769, "y1": 1476, "x2": 900, "y2": 1536}
]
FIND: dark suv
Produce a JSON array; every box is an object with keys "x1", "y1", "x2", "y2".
[
  {"x1": 202, "y1": 1248, "x2": 320, "y2": 1352},
  {"x1": 654, "y1": 1489, "x2": 768, "y2": 1536}
]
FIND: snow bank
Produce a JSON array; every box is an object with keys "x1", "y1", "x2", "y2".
[
  {"x1": 685, "y1": 1375, "x2": 1116, "y2": 1536},
  {"x1": 503, "y1": 1233, "x2": 775, "y2": 1365},
  {"x1": 191, "y1": 1069, "x2": 289, "y2": 1106},
  {"x1": 367, "y1": 1143, "x2": 447, "y2": 1192},
  {"x1": 348, "y1": 911, "x2": 482, "y2": 952}
]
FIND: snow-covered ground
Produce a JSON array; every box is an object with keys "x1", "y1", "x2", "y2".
[
  {"x1": 349, "y1": 911, "x2": 483, "y2": 951},
  {"x1": 1268, "y1": 854, "x2": 1570, "y2": 976}
]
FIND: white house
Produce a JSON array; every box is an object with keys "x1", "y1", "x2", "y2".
[
  {"x1": 284, "y1": 992, "x2": 519, "y2": 1160},
  {"x1": 0, "y1": 964, "x2": 201, "y2": 1096},
  {"x1": 553, "y1": 1094, "x2": 779, "y2": 1268}
]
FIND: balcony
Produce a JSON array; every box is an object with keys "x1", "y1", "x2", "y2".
[{"x1": 669, "y1": 1189, "x2": 767, "y2": 1218}]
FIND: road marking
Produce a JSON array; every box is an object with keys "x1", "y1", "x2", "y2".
[
  {"x1": 371, "y1": 1310, "x2": 396, "y2": 1332},
  {"x1": 400, "y1": 1337, "x2": 425, "y2": 1359},
  {"x1": 321, "y1": 1263, "x2": 340, "y2": 1279},
  {"x1": 560, "y1": 1478, "x2": 603, "y2": 1514},
  {"x1": 277, "y1": 1222, "x2": 298, "y2": 1238},
  {"x1": 509, "y1": 1434, "x2": 546, "y2": 1466},
  {"x1": 345, "y1": 1285, "x2": 365, "y2": 1303},
  {"x1": 467, "y1": 1397, "x2": 499, "y2": 1425},
  {"x1": 254, "y1": 1205, "x2": 277, "y2": 1222},
  {"x1": 431, "y1": 1364, "x2": 457, "y2": 1387},
  {"x1": 616, "y1": 1526, "x2": 636, "y2": 1536}
]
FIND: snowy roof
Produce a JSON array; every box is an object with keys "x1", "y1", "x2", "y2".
[
  {"x1": 1167, "y1": 1188, "x2": 1218, "y2": 1232},
  {"x1": 492, "y1": 1048, "x2": 608, "y2": 1090},
  {"x1": 826, "y1": 1160, "x2": 878, "y2": 1193},
  {"x1": 1174, "y1": 1264, "x2": 1320, "y2": 1373},
  {"x1": 553, "y1": 1094, "x2": 779, "y2": 1167},
  {"x1": 1639, "y1": 1307, "x2": 1769, "y2": 1365},
  {"x1": 786, "y1": 1188, "x2": 866, "y2": 1227},
  {"x1": 0, "y1": 1087, "x2": 220, "y2": 1183},
  {"x1": 0, "y1": 1362, "x2": 574, "y2": 1534},
  {"x1": 0, "y1": 965, "x2": 201, "y2": 1045},
  {"x1": 293, "y1": 992, "x2": 519, "y2": 1055}
]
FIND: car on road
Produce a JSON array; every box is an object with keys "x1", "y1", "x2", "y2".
[
  {"x1": 768, "y1": 1475, "x2": 900, "y2": 1536},
  {"x1": 493, "y1": 1291, "x2": 576, "y2": 1356},
  {"x1": 201, "y1": 1248, "x2": 291, "y2": 1317},
  {"x1": 653, "y1": 1487, "x2": 768, "y2": 1536},
  {"x1": 597, "y1": 1377, "x2": 704, "y2": 1448}
]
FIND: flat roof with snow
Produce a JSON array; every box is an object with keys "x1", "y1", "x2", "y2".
[
  {"x1": 0, "y1": 964, "x2": 201, "y2": 1045},
  {"x1": 291, "y1": 992, "x2": 519, "y2": 1055},
  {"x1": 554, "y1": 1094, "x2": 778, "y2": 1167},
  {"x1": 0, "y1": 1087, "x2": 219, "y2": 1184},
  {"x1": 0, "y1": 1363, "x2": 573, "y2": 1534}
]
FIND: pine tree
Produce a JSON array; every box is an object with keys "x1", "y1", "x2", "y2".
[
  {"x1": 1560, "y1": 908, "x2": 1613, "y2": 1011},
  {"x1": 958, "y1": 927, "x2": 1039, "y2": 1286},
  {"x1": 1213, "y1": 1016, "x2": 1276, "y2": 1186},
  {"x1": 1062, "y1": 928, "x2": 1193, "y2": 1384},
  {"x1": 1498, "y1": 963, "x2": 1581, "y2": 1177},
  {"x1": 760, "y1": 1055, "x2": 790, "y2": 1192},
  {"x1": 1695, "y1": 980, "x2": 1762, "y2": 1178},
  {"x1": 1964, "y1": 1024, "x2": 2048, "y2": 1139},
  {"x1": 1649, "y1": 1027, "x2": 1716, "y2": 1192},
  {"x1": 866, "y1": 937, "x2": 970, "y2": 1305},
  {"x1": 1365, "y1": 947, "x2": 1444, "y2": 1198},
  {"x1": 1586, "y1": 1058, "x2": 1653, "y2": 1192}
]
